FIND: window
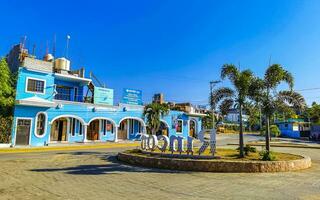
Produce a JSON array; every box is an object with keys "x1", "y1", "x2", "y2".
[
  {"x1": 107, "y1": 121, "x2": 114, "y2": 133},
  {"x1": 27, "y1": 78, "x2": 45, "y2": 93},
  {"x1": 74, "y1": 87, "x2": 78, "y2": 102},
  {"x1": 55, "y1": 86, "x2": 72, "y2": 101},
  {"x1": 102, "y1": 120, "x2": 107, "y2": 136},
  {"x1": 138, "y1": 122, "x2": 142, "y2": 133},
  {"x1": 129, "y1": 119, "x2": 134, "y2": 134},
  {"x1": 70, "y1": 118, "x2": 76, "y2": 136},
  {"x1": 79, "y1": 122, "x2": 83, "y2": 135},
  {"x1": 36, "y1": 113, "x2": 46, "y2": 137},
  {"x1": 176, "y1": 119, "x2": 183, "y2": 133}
]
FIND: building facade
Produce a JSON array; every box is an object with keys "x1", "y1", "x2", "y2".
[
  {"x1": 8, "y1": 45, "x2": 203, "y2": 146},
  {"x1": 276, "y1": 119, "x2": 311, "y2": 138}
]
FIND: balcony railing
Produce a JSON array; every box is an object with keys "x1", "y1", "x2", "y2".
[{"x1": 54, "y1": 93, "x2": 92, "y2": 103}]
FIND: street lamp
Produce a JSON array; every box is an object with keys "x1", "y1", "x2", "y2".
[{"x1": 209, "y1": 80, "x2": 221, "y2": 131}]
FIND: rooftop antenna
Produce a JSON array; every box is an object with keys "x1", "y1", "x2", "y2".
[
  {"x1": 65, "y1": 34, "x2": 71, "y2": 59},
  {"x1": 52, "y1": 34, "x2": 56, "y2": 57},
  {"x1": 21, "y1": 36, "x2": 27, "y2": 49},
  {"x1": 268, "y1": 55, "x2": 272, "y2": 66},
  {"x1": 46, "y1": 40, "x2": 49, "y2": 55},
  {"x1": 32, "y1": 44, "x2": 36, "y2": 57}
]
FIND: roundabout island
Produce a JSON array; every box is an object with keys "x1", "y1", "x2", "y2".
[
  {"x1": 117, "y1": 133, "x2": 312, "y2": 173},
  {"x1": 118, "y1": 148, "x2": 311, "y2": 173}
]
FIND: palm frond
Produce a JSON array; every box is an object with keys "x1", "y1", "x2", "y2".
[
  {"x1": 264, "y1": 64, "x2": 294, "y2": 89},
  {"x1": 277, "y1": 90, "x2": 306, "y2": 112},
  {"x1": 221, "y1": 64, "x2": 239, "y2": 83},
  {"x1": 219, "y1": 98, "x2": 234, "y2": 116},
  {"x1": 210, "y1": 87, "x2": 235, "y2": 109}
]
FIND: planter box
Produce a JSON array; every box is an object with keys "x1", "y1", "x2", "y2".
[{"x1": 0, "y1": 143, "x2": 11, "y2": 148}]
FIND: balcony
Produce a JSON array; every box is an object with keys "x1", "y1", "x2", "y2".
[{"x1": 54, "y1": 86, "x2": 92, "y2": 103}]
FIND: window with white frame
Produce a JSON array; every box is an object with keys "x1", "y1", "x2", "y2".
[
  {"x1": 176, "y1": 119, "x2": 183, "y2": 133},
  {"x1": 27, "y1": 78, "x2": 45, "y2": 93},
  {"x1": 107, "y1": 121, "x2": 114, "y2": 134},
  {"x1": 36, "y1": 113, "x2": 46, "y2": 137}
]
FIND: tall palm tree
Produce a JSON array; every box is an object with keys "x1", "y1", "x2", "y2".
[
  {"x1": 210, "y1": 64, "x2": 255, "y2": 157},
  {"x1": 249, "y1": 64, "x2": 306, "y2": 153},
  {"x1": 143, "y1": 103, "x2": 169, "y2": 135}
]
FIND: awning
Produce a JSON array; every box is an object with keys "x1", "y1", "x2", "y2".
[
  {"x1": 185, "y1": 112, "x2": 207, "y2": 117},
  {"x1": 54, "y1": 73, "x2": 92, "y2": 85},
  {"x1": 16, "y1": 96, "x2": 56, "y2": 108}
]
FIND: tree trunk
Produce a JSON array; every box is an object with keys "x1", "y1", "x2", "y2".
[
  {"x1": 265, "y1": 114, "x2": 271, "y2": 153},
  {"x1": 259, "y1": 106, "x2": 262, "y2": 132},
  {"x1": 239, "y1": 103, "x2": 244, "y2": 158}
]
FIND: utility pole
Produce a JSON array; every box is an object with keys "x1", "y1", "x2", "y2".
[
  {"x1": 65, "y1": 35, "x2": 71, "y2": 59},
  {"x1": 210, "y1": 80, "x2": 221, "y2": 130}
]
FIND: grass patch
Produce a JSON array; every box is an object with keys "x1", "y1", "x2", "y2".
[{"x1": 126, "y1": 148, "x2": 302, "y2": 161}]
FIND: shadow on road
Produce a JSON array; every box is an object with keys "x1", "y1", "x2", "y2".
[{"x1": 30, "y1": 151, "x2": 185, "y2": 175}]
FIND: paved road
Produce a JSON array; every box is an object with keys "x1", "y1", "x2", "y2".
[{"x1": 0, "y1": 135, "x2": 319, "y2": 200}]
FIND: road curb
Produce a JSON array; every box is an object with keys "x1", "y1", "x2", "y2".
[
  {"x1": 0, "y1": 143, "x2": 139, "y2": 154},
  {"x1": 118, "y1": 151, "x2": 312, "y2": 173},
  {"x1": 227, "y1": 143, "x2": 320, "y2": 149}
]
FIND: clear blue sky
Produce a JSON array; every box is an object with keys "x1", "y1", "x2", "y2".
[{"x1": 1, "y1": 0, "x2": 320, "y2": 105}]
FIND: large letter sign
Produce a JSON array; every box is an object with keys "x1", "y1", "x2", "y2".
[
  {"x1": 140, "y1": 129, "x2": 216, "y2": 156},
  {"x1": 157, "y1": 135, "x2": 169, "y2": 152}
]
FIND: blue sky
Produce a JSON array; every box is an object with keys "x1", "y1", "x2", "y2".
[{"x1": 1, "y1": 0, "x2": 320, "y2": 105}]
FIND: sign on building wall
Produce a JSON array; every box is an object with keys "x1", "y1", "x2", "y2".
[
  {"x1": 94, "y1": 87, "x2": 114, "y2": 106},
  {"x1": 122, "y1": 88, "x2": 143, "y2": 105}
]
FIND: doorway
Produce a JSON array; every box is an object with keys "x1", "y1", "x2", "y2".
[
  {"x1": 118, "y1": 120, "x2": 127, "y2": 139},
  {"x1": 87, "y1": 119, "x2": 100, "y2": 140},
  {"x1": 189, "y1": 120, "x2": 197, "y2": 138},
  {"x1": 15, "y1": 119, "x2": 31, "y2": 145},
  {"x1": 50, "y1": 118, "x2": 68, "y2": 142}
]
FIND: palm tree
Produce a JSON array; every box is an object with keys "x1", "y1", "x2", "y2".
[
  {"x1": 143, "y1": 103, "x2": 169, "y2": 135},
  {"x1": 210, "y1": 64, "x2": 255, "y2": 157},
  {"x1": 249, "y1": 64, "x2": 306, "y2": 153}
]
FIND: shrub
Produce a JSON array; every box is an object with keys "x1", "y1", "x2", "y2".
[
  {"x1": 237, "y1": 145, "x2": 257, "y2": 156},
  {"x1": 260, "y1": 150, "x2": 276, "y2": 161},
  {"x1": 0, "y1": 116, "x2": 12, "y2": 143},
  {"x1": 260, "y1": 125, "x2": 281, "y2": 137}
]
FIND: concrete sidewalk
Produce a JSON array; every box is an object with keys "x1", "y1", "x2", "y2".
[{"x1": 0, "y1": 141, "x2": 140, "y2": 154}]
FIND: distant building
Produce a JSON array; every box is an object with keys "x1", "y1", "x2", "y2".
[
  {"x1": 276, "y1": 119, "x2": 311, "y2": 138},
  {"x1": 152, "y1": 93, "x2": 164, "y2": 104},
  {"x1": 225, "y1": 108, "x2": 249, "y2": 123}
]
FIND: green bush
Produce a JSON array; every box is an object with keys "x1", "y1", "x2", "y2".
[
  {"x1": 244, "y1": 145, "x2": 256, "y2": 155},
  {"x1": 260, "y1": 125, "x2": 281, "y2": 137},
  {"x1": 237, "y1": 145, "x2": 257, "y2": 156},
  {"x1": 260, "y1": 150, "x2": 276, "y2": 161},
  {"x1": 0, "y1": 116, "x2": 12, "y2": 143}
]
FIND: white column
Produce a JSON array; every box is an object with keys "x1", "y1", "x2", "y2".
[
  {"x1": 83, "y1": 125, "x2": 88, "y2": 142},
  {"x1": 114, "y1": 125, "x2": 118, "y2": 142}
]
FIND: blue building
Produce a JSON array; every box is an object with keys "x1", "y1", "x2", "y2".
[
  {"x1": 7, "y1": 44, "x2": 204, "y2": 146},
  {"x1": 276, "y1": 119, "x2": 311, "y2": 139}
]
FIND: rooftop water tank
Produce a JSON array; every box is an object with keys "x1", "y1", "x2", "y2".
[
  {"x1": 43, "y1": 53, "x2": 54, "y2": 62},
  {"x1": 54, "y1": 57, "x2": 70, "y2": 71}
]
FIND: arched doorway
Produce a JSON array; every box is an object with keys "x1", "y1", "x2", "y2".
[
  {"x1": 118, "y1": 118, "x2": 145, "y2": 140},
  {"x1": 87, "y1": 118, "x2": 116, "y2": 141},
  {"x1": 87, "y1": 119, "x2": 100, "y2": 140},
  {"x1": 50, "y1": 115, "x2": 85, "y2": 142},
  {"x1": 189, "y1": 119, "x2": 197, "y2": 138},
  {"x1": 156, "y1": 121, "x2": 169, "y2": 136}
]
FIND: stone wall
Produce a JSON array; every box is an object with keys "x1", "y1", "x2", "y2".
[{"x1": 118, "y1": 152, "x2": 311, "y2": 173}]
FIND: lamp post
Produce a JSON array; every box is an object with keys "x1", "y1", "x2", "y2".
[{"x1": 209, "y1": 80, "x2": 221, "y2": 130}]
